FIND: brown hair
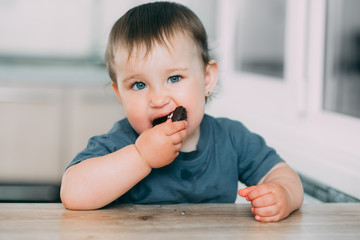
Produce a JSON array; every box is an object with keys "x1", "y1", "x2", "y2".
[{"x1": 105, "y1": 1, "x2": 210, "y2": 83}]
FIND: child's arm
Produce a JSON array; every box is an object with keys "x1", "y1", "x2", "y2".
[
  {"x1": 60, "y1": 120, "x2": 187, "y2": 210},
  {"x1": 238, "y1": 162, "x2": 304, "y2": 222}
]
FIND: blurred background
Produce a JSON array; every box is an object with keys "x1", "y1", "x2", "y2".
[{"x1": 0, "y1": 0, "x2": 359, "y2": 203}]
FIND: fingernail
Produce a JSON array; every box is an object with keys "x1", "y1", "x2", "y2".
[
  {"x1": 255, "y1": 215, "x2": 260, "y2": 221},
  {"x1": 251, "y1": 207, "x2": 254, "y2": 213}
]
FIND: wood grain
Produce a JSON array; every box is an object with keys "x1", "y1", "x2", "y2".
[{"x1": 0, "y1": 203, "x2": 359, "y2": 240}]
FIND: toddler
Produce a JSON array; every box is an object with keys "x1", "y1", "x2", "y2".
[{"x1": 61, "y1": 1, "x2": 303, "y2": 222}]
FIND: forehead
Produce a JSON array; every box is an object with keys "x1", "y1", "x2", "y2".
[{"x1": 114, "y1": 32, "x2": 202, "y2": 70}]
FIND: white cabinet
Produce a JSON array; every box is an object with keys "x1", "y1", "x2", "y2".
[
  {"x1": 63, "y1": 87, "x2": 125, "y2": 171},
  {"x1": 0, "y1": 86, "x2": 125, "y2": 183},
  {"x1": 0, "y1": 87, "x2": 63, "y2": 182}
]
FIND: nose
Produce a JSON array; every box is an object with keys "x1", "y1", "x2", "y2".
[{"x1": 149, "y1": 87, "x2": 171, "y2": 108}]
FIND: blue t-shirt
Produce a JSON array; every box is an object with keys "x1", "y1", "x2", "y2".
[{"x1": 68, "y1": 114, "x2": 283, "y2": 204}]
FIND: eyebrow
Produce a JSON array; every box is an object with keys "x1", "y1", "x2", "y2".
[
  {"x1": 122, "y1": 74, "x2": 142, "y2": 83},
  {"x1": 119, "y1": 74, "x2": 145, "y2": 89},
  {"x1": 165, "y1": 67, "x2": 189, "y2": 74},
  {"x1": 121, "y1": 67, "x2": 189, "y2": 84}
]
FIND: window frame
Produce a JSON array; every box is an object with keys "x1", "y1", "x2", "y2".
[
  {"x1": 307, "y1": 0, "x2": 360, "y2": 153},
  {"x1": 209, "y1": 0, "x2": 360, "y2": 199}
]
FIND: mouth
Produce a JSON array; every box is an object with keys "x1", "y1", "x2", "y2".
[
  {"x1": 152, "y1": 115, "x2": 169, "y2": 126},
  {"x1": 152, "y1": 106, "x2": 187, "y2": 127}
]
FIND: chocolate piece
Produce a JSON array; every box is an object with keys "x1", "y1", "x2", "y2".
[
  {"x1": 152, "y1": 106, "x2": 187, "y2": 126},
  {"x1": 171, "y1": 106, "x2": 187, "y2": 122}
]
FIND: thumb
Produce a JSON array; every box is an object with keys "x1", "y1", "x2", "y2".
[{"x1": 238, "y1": 186, "x2": 257, "y2": 197}]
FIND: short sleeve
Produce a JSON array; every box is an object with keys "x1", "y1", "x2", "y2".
[
  {"x1": 231, "y1": 122, "x2": 284, "y2": 186},
  {"x1": 66, "y1": 118, "x2": 137, "y2": 169},
  {"x1": 67, "y1": 135, "x2": 117, "y2": 169}
]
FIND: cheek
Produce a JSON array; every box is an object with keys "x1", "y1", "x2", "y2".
[
  {"x1": 180, "y1": 76, "x2": 205, "y2": 101},
  {"x1": 128, "y1": 115, "x2": 148, "y2": 134},
  {"x1": 181, "y1": 85, "x2": 206, "y2": 132},
  {"x1": 122, "y1": 98, "x2": 149, "y2": 134}
]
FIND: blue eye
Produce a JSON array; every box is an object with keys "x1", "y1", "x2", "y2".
[
  {"x1": 168, "y1": 75, "x2": 182, "y2": 83},
  {"x1": 132, "y1": 82, "x2": 146, "y2": 90}
]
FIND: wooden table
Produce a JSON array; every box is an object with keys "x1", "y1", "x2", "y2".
[{"x1": 0, "y1": 203, "x2": 359, "y2": 240}]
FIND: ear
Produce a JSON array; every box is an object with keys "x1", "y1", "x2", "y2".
[
  {"x1": 204, "y1": 60, "x2": 219, "y2": 96},
  {"x1": 111, "y1": 82, "x2": 123, "y2": 103}
]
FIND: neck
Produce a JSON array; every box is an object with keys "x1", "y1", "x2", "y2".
[{"x1": 180, "y1": 127, "x2": 200, "y2": 152}]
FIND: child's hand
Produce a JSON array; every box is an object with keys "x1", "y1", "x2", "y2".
[
  {"x1": 238, "y1": 183, "x2": 292, "y2": 222},
  {"x1": 135, "y1": 119, "x2": 187, "y2": 168}
]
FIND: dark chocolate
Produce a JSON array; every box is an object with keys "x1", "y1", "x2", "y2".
[
  {"x1": 171, "y1": 106, "x2": 187, "y2": 122},
  {"x1": 152, "y1": 106, "x2": 187, "y2": 126}
]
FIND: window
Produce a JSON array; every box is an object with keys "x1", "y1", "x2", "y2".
[
  {"x1": 212, "y1": 0, "x2": 360, "y2": 199},
  {"x1": 324, "y1": 0, "x2": 360, "y2": 119},
  {"x1": 234, "y1": 0, "x2": 286, "y2": 78}
]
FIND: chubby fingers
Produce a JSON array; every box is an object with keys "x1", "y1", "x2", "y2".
[
  {"x1": 160, "y1": 119, "x2": 187, "y2": 135},
  {"x1": 156, "y1": 120, "x2": 188, "y2": 146},
  {"x1": 251, "y1": 191, "x2": 277, "y2": 207},
  {"x1": 243, "y1": 183, "x2": 289, "y2": 222},
  {"x1": 251, "y1": 205, "x2": 281, "y2": 222},
  {"x1": 238, "y1": 186, "x2": 257, "y2": 198},
  {"x1": 245, "y1": 184, "x2": 273, "y2": 201},
  {"x1": 167, "y1": 121, "x2": 188, "y2": 143},
  {"x1": 239, "y1": 185, "x2": 277, "y2": 221}
]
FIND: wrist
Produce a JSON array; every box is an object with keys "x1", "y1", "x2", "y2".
[
  {"x1": 278, "y1": 181, "x2": 303, "y2": 215},
  {"x1": 133, "y1": 143, "x2": 152, "y2": 171}
]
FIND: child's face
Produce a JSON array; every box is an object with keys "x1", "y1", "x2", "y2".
[{"x1": 112, "y1": 33, "x2": 217, "y2": 142}]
